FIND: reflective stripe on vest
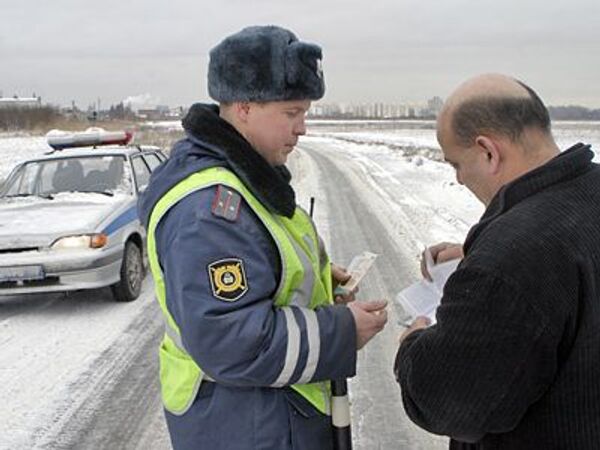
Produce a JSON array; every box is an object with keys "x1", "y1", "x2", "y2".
[{"x1": 147, "y1": 167, "x2": 333, "y2": 416}]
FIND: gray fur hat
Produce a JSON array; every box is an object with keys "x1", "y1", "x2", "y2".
[{"x1": 208, "y1": 25, "x2": 325, "y2": 102}]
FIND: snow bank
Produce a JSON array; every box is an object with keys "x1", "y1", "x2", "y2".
[{"x1": 0, "y1": 135, "x2": 48, "y2": 182}]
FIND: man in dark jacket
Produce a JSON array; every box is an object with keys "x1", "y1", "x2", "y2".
[
  {"x1": 138, "y1": 26, "x2": 388, "y2": 450},
  {"x1": 394, "y1": 73, "x2": 600, "y2": 450}
]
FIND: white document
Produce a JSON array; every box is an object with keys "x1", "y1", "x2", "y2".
[
  {"x1": 396, "y1": 255, "x2": 460, "y2": 324},
  {"x1": 336, "y1": 251, "x2": 378, "y2": 294}
]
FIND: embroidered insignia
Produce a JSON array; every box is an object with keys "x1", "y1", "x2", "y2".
[
  {"x1": 211, "y1": 185, "x2": 241, "y2": 222},
  {"x1": 207, "y1": 258, "x2": 248, "y2": 301}
]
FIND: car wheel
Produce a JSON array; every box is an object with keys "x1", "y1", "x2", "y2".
[{"x1": 111, "y1": 240, "x2": 144, "y2": 302}]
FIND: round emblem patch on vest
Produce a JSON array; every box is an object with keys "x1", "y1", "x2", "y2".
[{"x1": 207, "y1": 258, "x2": 248, "y2": 301}]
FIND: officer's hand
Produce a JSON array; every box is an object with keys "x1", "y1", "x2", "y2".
[
  {"x1": 331, "y1": 263, "x2": 358, "y2": 304},
  {"x1": 347, "y1": 300, "x2": 388, "y2": 350},
  {"x1": 420, "y1": 242, "x2": 464, "y2": 281}
]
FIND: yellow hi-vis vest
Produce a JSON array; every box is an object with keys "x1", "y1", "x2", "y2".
[{"x1": 147, "y1": 167, "x2": 334, "y2": 416}]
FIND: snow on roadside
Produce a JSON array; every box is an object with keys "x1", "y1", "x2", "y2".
[
  {"x1": 552, "y1": 121, "x2": 600, "y2": 161},
  {"x1": 296, "y1": 121, "x2": 600, "y2": 265},
  {"x1": 0, "y1": 135, "x2": 48, "y2": 181},
  {"x1": 309, "y1": 120, "x2": 600, "y2": 162},
  {"x1": 288, "y1": 146, "x2": 334, "y2": 249},
  {"x1": 140, "y1": 121, "x2": 182, "y2": 132},
  {"x1": 0, "y1": 282, "x2": 159, "y2": 450},
  {"x1": 312, "y1": 129, "x2": 439, "y2": 153},
  {"x1": 301, "y1": 134, "x2": 482, "y2": 247}
]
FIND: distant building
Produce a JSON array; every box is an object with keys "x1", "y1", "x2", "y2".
[
  {"x1": 0, "y1": 95, "x2": 42, "y2": 109},
  {"x1": 137, "y1": 108, "x2": 163, "y2": 121},
  {"x1": 309, "y1": 101, "x2": 433, "y2": 119},
  {"x1": 309, "y1": 103, "x2": 342, "y2": 117},
  {"x1": 426, "y1": 96, "x2": 444, "y2": 117},
  {"x1": 136, "y1": 105, "x2": 183, "y2": 121}
]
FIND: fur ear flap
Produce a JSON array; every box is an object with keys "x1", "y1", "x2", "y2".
[{"x1": 285, "y1": 42, "x2": 323, "y2": 86}]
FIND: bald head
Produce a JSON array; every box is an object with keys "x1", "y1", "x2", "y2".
[
  {"x1": 444, "y1": 74, "x2": 530, "y2": 108},
  {"x1": 439, "y1": 73, "x2": 552, "y2": 147}
]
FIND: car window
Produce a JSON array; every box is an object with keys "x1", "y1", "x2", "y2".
[
  {"x1": 131, "y1": 156, "x2": 151, "y2": 191},
  {"x1": 143, "y1": 153, "x2": 162, "y2": 172},
  {"x1": 3, "y1": 163, "x2": 39, "y2": 196},
  {"x1": 39, "y1": 161, "x2": 62, "y2": 193},
  {"x1": 2, "y1": 155, "x2": 129, "y2": 197}
]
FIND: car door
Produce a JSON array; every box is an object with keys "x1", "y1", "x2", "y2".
[{"x1": 141, "y1": 153, "x2": 163, "y2": 172}]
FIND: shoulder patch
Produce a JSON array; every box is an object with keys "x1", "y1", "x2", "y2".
[
  {"x1": 211, "y1": 185, "x2": 241, "y2": 222},
  {"x1": 207, "y1": 258, "x2": 248, "y2": 302}
]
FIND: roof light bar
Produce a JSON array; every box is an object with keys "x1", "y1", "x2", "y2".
[{"x1": 46, "y1": 128, "x2": 133, "y2": 151}]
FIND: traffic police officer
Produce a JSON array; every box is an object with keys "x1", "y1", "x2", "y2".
[{"x1": 138, "y1": 25, "x2": 388, "y2": 450}]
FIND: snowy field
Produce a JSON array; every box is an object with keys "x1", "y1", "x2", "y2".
[
  {"x1": 307, "y1": 119, "x2": 600, "y2": 160},
  {"x1": 0, "y1": 134, "x2": 47, "y2": 182},
  {"x1": 7, "y1": 118, "x2": 595, "y2": 183},
  {"x1": 0, "y1": 120, "x2": 599, "y2": 449}
]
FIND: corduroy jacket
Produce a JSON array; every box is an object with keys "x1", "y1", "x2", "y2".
[{"x1": 395, "y1": 143, "x2": 600, "y2": 450}]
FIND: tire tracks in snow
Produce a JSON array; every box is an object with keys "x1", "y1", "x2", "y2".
[
  {"x1": 30, "y1": 293, "x2": 170, "y2": 450},
  {"x1": 296, "y1": 143, "x2": 447, "y2": 450}
]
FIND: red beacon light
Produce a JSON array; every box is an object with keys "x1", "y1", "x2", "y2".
[{"x1": 46, "y1": 128, "x2": 133, "y2": 151}]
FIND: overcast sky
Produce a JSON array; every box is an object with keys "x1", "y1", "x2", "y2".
[{"x1": 1, "y1": 0, "x2": 599, "y2": 109}]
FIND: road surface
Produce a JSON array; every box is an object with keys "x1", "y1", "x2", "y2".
[{"x1": 1, "y1": 137, "x2": 458, "y2": 449}]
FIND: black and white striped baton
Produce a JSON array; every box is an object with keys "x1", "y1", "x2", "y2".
[{"x1": 332, "y1": 378, "x2": 352, "y2": 450}]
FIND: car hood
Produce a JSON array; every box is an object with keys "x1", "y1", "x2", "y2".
[{"x1": 0, "y1": 195, "x2": 126, "y2": 249}]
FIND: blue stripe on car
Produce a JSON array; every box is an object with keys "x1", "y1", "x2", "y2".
[{"x1": 103, "y1": 206, "x2": 138, "y2": 236}]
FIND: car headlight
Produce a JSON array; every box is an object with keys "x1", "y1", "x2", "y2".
[{"x1": 51, "y1": 233, "x2": 108, "y2": 250}]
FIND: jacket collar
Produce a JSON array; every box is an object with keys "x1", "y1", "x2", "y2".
[
  {"x1": 182, "y1": 103, "x2": 296, "y2": 218},
  {"x1": 464, "y1": 143, "x2": 594, "y2": 253}
]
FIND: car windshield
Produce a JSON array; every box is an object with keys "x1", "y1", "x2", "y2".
[{"x1": 1, "y1": 155, "x2": 130, "y2": 198}]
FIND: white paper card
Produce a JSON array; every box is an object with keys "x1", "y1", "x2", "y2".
[
  {"x1": 396, "y1": 257, "x2": 460, "y2": 324},
  {"x1": 338, "y1": 251, "x2": 378, "y2": 292}
]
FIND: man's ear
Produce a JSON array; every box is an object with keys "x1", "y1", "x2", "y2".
[
  {"x1": 475, "y1": 135, "x2": 501, "y2": 174},
  {"x1": 234, "y1": 102, "x2": 251, "y2": 123}
]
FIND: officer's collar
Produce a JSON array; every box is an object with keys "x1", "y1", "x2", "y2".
[{"x1": 182, "y1": 103, "x2": 296, "y2": 218}]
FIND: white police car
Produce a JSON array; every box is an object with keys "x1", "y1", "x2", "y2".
[{"x1": 0, "y1": 129, "x2": 166, "y2": 301}]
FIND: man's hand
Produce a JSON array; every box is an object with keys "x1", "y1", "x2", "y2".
[
  {"x1": 347, "y1": 300, "x2": 388, "y2": 349},
  {"x1": 420, "y1": 242, "x2": 464, "y2": 281},
  {"x1": 398, "y1": 316, "x2": 431, "y2": 345},
  {"x1": 331, "y1": 263, "x2": 358, "y2": 304}
]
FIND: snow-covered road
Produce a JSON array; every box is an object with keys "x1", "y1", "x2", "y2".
[
  {"x1": 1, "y1": 122, "x2": 597, "y2": 449},
  {"x1": 0, "y1": 281, "x2": 170, "y2": 450},
  {"x1": 293, "y1": 136, "x2": 484, "y2": 450}
]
